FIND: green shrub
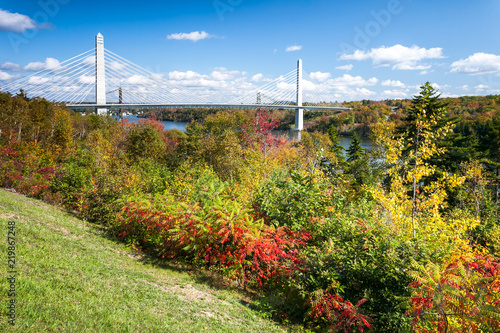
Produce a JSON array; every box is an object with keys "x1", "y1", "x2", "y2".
[{"x1": 253, "y1": 169, "x2": 332, "y2": 231}]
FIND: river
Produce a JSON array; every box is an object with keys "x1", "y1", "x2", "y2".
[{"x1": 119, "y1": 115, "x2": 373, "y2": 151}]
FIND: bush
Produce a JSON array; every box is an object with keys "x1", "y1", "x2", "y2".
[
  {"x1": 253, "y1": 169, "x2": 333, "y2": 231},
  {"x1": 111, "y1": 191, "x2": 310, "y2": 288}
]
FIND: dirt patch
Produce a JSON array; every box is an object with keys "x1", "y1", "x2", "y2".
[
  {"x1": 144, "y1": 280, "x2": 231, "y2": 306},
  {"x1": 0, "y1": 213, "x2": 16, "y2": 220}
]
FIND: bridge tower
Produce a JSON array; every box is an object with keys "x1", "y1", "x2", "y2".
[
  {"x1": 294, "y1": 59, "x2": 303, "y2": 131},
  {"x1": 95, "y1": 33, "x2": 107, "y2": 114}
]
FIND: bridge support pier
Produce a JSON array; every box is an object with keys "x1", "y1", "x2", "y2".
[
  {"x1": 293, "y1": 59, "x2": 303, "y2": 141},
  {"x1": 95, "y1": 33, "x2": 107, "y2": 115}
]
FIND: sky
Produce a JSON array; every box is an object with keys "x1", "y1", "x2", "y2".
[{"x1": 1, "y1": 0, "x2": 500, "y2": 102}]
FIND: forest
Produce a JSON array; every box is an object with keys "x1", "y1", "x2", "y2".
[{"x1": 0, "y1": 83, "x2": 499, "y2": 332}]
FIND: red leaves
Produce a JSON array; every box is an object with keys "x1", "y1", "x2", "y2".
[
  {"x1": 241, "y1": 110, "x2": 285, "y2": 156},
  {"x1": 408, "y1": 253, "x2": 500, "y2": 332},
  {"x1": 0, "y1": 148, "x2": 20, "y2": 157},
  {"x1": 112, "y1": 195, "x2": 311, "y2": 288},
  {"x1": 309, "y1": 291, "x2": 372, "y2": 333}
]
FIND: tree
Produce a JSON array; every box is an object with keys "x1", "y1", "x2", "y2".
[
  {"x1": 482, "y1": 112, "x2": 500, "y2": 203},
  {"x1": 371, "y1": 83, "x2": 474, "y2": 242},
  {"x1": 399, "y1": 83, "x2": 454, "y2": 237},
  {"x1": 125, "y1": 121, "x2": 166, "y2": 161},
  {"x1": 241, "y1": 110, "x2": 282, "y2": 159},
  {"x1": 327, "y1": 125, "x2": 345, "y2": 167},
  {"x1": 346, "y1": 132, "x2": 364, "y2": 162}
]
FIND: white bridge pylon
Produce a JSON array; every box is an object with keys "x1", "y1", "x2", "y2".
[{"x1": 1, "y1": 34, "x2": 349, "y2": 131}]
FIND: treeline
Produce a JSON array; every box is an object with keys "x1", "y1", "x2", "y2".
[
  {"x1": 141, "y1": 107, "x2": 229, "y2": 123},
  {"x1": 1, "y1": 85, "x2": 500, "y2": 332}
]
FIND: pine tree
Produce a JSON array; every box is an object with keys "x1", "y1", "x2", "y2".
[
  {"x1": 327, "y1": 125, "x2": 345, "y2": 166},
  {"x1": 346, "y1": 132, "x2": 364, "y2": 162}
]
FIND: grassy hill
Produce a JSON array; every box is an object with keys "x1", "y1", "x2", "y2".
[{"x1": 0, "y1": 189, "x2": 285, "y2": 332}]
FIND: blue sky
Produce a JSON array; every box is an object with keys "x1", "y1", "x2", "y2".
[{"x1": 1, "y1": 0, "x2": 500, "y2": 102}]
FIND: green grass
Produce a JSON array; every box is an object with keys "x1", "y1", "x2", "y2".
[{"x1": 0, "y1": 189, "x2": 286, "y2": 332}]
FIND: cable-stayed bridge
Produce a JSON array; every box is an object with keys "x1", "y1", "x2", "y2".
[{"x1": 1, "y1": 34, "x2": 349, "y2": 130}]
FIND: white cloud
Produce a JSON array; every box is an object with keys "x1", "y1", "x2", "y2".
[
  {"x1": 27, "y1": 76, "x2": 50, "y2": 85},
  {"x1": 474, "y1": 84, "x2": 489, "y2": 90},
  {"x1": 450, "y1": 53, "x2": 500, "y2": 75},
  {"x1": 168, "y1": 70, "x2": 203, "y2": 80},
  {"x1": 285, "y1": 45, "x2": 302, "y2": 52},
  {"x1": 108, "y1": 61, "x2": 126, "y2": 71},
  {"x1": 78, "y1": 75, "x2": 94, "y2": 84},
  {"x1": 382, "y1": 89, "x2": 410, "y2": 98},
  {"x1": 335, "y1": 64, "x2": 353, "y2": 71},
  {"x1": 382, "y1": 79, "x2": 406, "y2": 88},
  {"x1": 462, "y1": 85, "x2": 469, "y2": 90},
  {"x1": 211, "y1": 67, "x2": 245, "y2": 81},
  {"x1": 339, "y1": 44, "x2": 444, "y2": 70},
  {"x1": 355, "y1": 88, "x2": 376, "y2": 97},
  {"x1": 277, "y1": 82, "x2": 294, "y2": 90},
  {"x1": 82, "y1": 56, "x2": 95, "y2": 67},
  {"x1": 1, "y1": 62, "x2": 22, "y2": 72},
  {"x1": 309, "y1": 71, "x2": 331, "y2": 82},
  {"x1": 24, "y1": 58, "x2": 62, "y2": 72},
  {"x1": 251, "y1": 73, "x2": 263, "y2": 82},
  {"x1": 126, "y1": 75, "x2": 152, "y2": 85},
  {"x1": 330, "y1": 74, "x2": 378, "y2": 86},
  {"x1": 0, "y1": 71, "x2": 14, "y2": 80},
  {"x1": 167, "y1": 31, "x2": 214, "y2": 42},
  {"x1": 0, "y1": 9, "x2": 38, "y2": 33},
  {"x1": 301, "y1": 79, "x2": 318, "y2": 92}
]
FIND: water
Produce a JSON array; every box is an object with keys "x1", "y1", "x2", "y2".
[
  {"x1": 117, "y1": 115, "x2": 188, "y2": 131},
  {"x1": 272, "y1": 130, "x2": 373, "y2": 151},
  {"x1": 118, "y1": 115, "x2": 373, "y2": 150}
]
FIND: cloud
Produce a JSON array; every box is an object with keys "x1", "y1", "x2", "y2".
[
  {"x1": 355, "y1": 88, "x2": 376, "y2": 97},
  {"x1": 126, "y1": 75, "x2": 152, "y2": 85},
  {"x1": 381, "y1": 79, "x2": 406, "y2": 88},
  {"x1": 339, "y1": 44, "x2": 444, "y2": 70},
  {"x1": 168, "y1": 70, "x2": 203, "y2": 80},
  {"x1": 277, "y1": 82, "x2": 294, "y2": 90},
  {"x1": 330, "y1": 74, "x2": 378, "y2": 86},
  {"x1": 474, "y1": 84, "x2": 489, "y2": 91},
  {"x1": 27, "y1": 76, "x2": 50, "y2": 85},
  {"x1": 251, "y1": 73, "x2": 263, "y2": 82},
  {"x1": 309, "y1": 71, "x2": 331, "y2": 82},
  {"x1": 0, "y1": 9, "x2": 39, "y2": 34},
  {"x1": 285, "y1": 45, "x2": 302, "y2": 52},
  {"x1": 335, "y1": 64, "x2": 353, "y2": 71},
  {"x1": 211, "y1": 67, "x2": 245, "y2": 81},
  {"x1": 450, "y1": 53, "x2": 500, "y2": 75},
  {"x1": 166, "y1": 31, "x2": 214, "y2": 42},
  {"x1": 24, "y1": 58, "x2": 62, "y2": 71},
  {"x1": 0, "y1": 71, "x2": 15, "y2": 80},
  {"x1": 78, "y1": 75, "x2": 94, "y2": 84},
  {"x1": 382, "y1": 89, "x2": 410, "y2": 98},
  {"x1": 108, "y1": 61, "x2": 126, "y2": 71},
  {"x1": 1, "y1": 62, "x2": 22, "y2": 72}
]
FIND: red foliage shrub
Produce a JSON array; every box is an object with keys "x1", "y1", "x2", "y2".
[{"x1": 309, "y1": 290, "x2": 372, "y2": 332}]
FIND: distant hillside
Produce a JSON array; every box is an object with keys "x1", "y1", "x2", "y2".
[{"x1": 139, "y1": 95, "x2": 500, "y2": 137}]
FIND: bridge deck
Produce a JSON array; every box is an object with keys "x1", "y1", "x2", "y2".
[{"x1": 65, "y1": 103, "x2": 350, "y2": 112}]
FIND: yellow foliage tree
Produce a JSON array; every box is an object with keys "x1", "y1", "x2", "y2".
[{"x1": 370, "y1": 83, "x2": 479, "y2": 248}]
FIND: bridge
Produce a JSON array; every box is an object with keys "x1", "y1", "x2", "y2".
[{"x1": 1, "y1": 34, "x2": 350, "y2": 131}]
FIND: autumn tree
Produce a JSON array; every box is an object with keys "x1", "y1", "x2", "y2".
[{"x1": 371, "y1": 83, "x2": 475, "y2": 243}]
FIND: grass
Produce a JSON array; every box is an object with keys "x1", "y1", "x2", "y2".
[{"x1": 0, "y1": 189, "x2": 286, "y2": 332}]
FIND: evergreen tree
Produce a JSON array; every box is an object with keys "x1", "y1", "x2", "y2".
[
  {"x1": 346, "y1": 132, "x2": 364, "y2": 162},
  {"x1": 400, "y1": 83, "x2": 455, "y2": 237},
  {"x1": 482, "y1": 112, "x2": 500, "y2": 202},
  {"x1": 345, "y1": 132, "x2": 372, "y2": 190},
  {"x1": 327, "y1": 124, "x2": 345, "y2": 166}
]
